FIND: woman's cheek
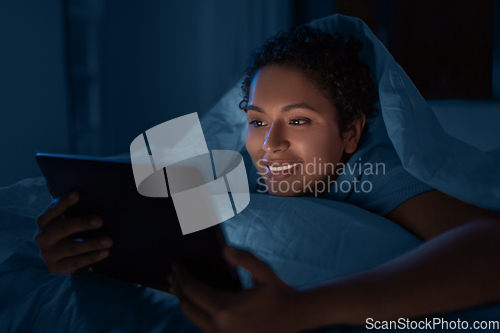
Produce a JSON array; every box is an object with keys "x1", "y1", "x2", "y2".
[{"x1": 245, "y1": 134, "x2": 265, "y2": 172}]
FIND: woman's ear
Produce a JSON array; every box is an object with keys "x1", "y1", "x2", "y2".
[{"x1": 343, "y1": 114, "x2": 366, "y2": 154}]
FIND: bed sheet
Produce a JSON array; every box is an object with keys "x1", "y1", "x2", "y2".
[
  {"x1": 2, "y1": 178, "x2": 500, "y2": 332},
  {"x1": 0, "y1": 176, "x2": 420, "y2": 333}
]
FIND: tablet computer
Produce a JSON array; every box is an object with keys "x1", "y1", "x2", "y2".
[{"x1": 36, "y1": 153, "x2": 242, "y2": 293}]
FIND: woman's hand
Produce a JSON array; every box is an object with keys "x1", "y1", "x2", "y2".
[
  {"x1": 169, "y1": 246, "x2": 306, "y2": 333},
  {"x1": 35, "y1": 192, "x2": 113, "y2": 275}
]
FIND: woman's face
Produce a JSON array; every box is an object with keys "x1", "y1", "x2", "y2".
[{"x1": 245, "y1": 65, "x2": 361, "y2": 197}]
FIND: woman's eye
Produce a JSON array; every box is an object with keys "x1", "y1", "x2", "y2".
[
  {"x1": 249, "y1": 119, "x2": 309, "y2": 127},
  {"x1": 249, "y1": 120, "x2": 266, "y2": 127},
  {"x1": 290, "y1": 118, "x2": 310, "y2": 125}
]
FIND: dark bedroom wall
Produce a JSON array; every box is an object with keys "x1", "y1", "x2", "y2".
[
  {"x1": 336, "y1": 0, "x2": 496, "y2": 100},
  {"x1": 0, "y1": 0, "x2": 292, "y2": 187},
  {"x1": 395, "y1": 0, "x2": 494, "y2": 100},
  {"x1": 96, "y1": 0, "x2": 292, "y2": 156},
  {"x1": 99, "y1": 1, "x2": 207, "y2": 157},
  {"x1": 0, "y1": 0, "x2": 70, "y2": 187}
]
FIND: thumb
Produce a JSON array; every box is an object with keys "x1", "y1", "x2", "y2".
[{"x1": 223, "y1": 246, "x2": 278, "y2": 284}]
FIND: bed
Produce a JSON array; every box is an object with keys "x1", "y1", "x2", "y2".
[{"x1": 1, "y1": 14, "x2": 500, "y2": 332}]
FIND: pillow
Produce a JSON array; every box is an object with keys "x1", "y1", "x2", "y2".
[
  {"x1": 200, "y1": 77, "x2": 248, "y2": 153},
  {"x1": 222, "y1": 193, "x2": 422, "y2": 289}
]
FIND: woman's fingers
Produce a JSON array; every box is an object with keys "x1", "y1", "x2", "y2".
[
  {"x1": 37, "y1": 192, "x2": 79, "y2": 229},
  {"x1": 50, "y1": 249, "x2": 110, "y2": 275},
  {"x1": 35, "y1": 215, "x2": 104, "y2": 250},
  {"x1": 170, "y1": 271, "x2": 215, "y2": 333},
  {"x1": 223, "y1": 246, "x2": 278, "y2": 284},
  {"x1": 51, "y1": 235, "x2": 113, "y2": 262},
  {"x1": 49, "y1": 215, "x2": 103, "y2": 242},
  {"x1": 40, "y1": 234, "x2": 112, "y2": 275},
  {"x1": 172, "y1": 264, "x2": 224, "y2": 314},
  {"x1": 34, "y1": 192, "x2": 115, "y2": 275},
  {"x1": 177, "y1": 297, "x2": 215, "y2": 333}
]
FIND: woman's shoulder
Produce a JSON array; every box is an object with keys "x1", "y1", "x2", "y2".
[{"x1": 324, "y1": 145, "x2": 434, "y2": 216}]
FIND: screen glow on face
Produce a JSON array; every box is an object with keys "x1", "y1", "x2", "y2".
[{"x1": 244, "y1": 65, "x2": 351, "y2": 197}]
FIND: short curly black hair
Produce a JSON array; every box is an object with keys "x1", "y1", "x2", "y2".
[{"x1": 240, "y1": 25, "x2": 379, "y2": 139}]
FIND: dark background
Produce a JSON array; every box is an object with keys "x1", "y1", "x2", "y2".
[{"x1": 1, "y1": 0, "x2": 499, "y2": 187}]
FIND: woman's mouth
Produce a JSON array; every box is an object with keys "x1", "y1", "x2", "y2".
[{"x1": 265, "y1": 162, "x2": 302, "y2": 179}]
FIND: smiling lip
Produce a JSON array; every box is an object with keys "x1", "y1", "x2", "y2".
[{"x1": 263, "y1": 161, "x2": 303, "y2": 179}]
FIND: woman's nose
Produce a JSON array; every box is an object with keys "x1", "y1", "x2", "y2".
[{"x1": 262, "y1": 123, "x2": 289, "y2": 153}]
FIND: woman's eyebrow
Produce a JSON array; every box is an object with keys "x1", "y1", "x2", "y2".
[
  {"x1": 282, "y1": 103, "x2": 318, "y2": 113},
  {"x1": 246, "y1": 103, "x2": 319, "y2": 114},
  {"x1": 246, "y1": 105, "x2": 265, "y2": 113}
]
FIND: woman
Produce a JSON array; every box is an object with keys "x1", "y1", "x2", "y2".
[{"x1": 36, "y1": 26, "x2": 500, "y2": 332}]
